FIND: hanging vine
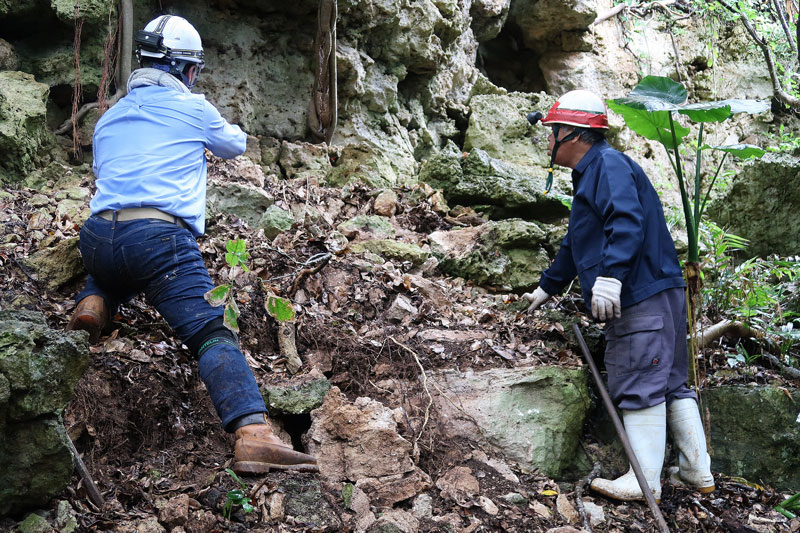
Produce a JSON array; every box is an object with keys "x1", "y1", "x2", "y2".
[{"x1": 71, "y1": 0, "x2": 85, "y2": 157}]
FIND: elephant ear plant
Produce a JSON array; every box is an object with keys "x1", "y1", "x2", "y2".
[{"x1": 607, "y1": 75, "x2": 768, "y2": 385}]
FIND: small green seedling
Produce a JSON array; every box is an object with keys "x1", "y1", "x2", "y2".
[
  {"x1": 223, "y1": 468, "x2": 254, "y2": 520},
  {"x1": 205, "y1": 239, "x2": 251, "y2": 333}
]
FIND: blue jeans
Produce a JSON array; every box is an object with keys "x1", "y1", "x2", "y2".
[{"x1": 76, "y1": 215, "x2": 266, "y2": 430}]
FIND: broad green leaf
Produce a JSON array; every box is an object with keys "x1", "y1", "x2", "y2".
[
  {"x1": 718, "y1": 98, "x2": 770, "y2": 115},
  {"x1": 224, "y1": 300, "x2": 240, "y2": 333},
  {"x1": 227, "y1": 239, "x2": 247, "y2": 254},
  {"x1": 629, "y1": 75, "x2": 687, "y2": 105},
  {"x1": 266, "y1": 294, "x2": 296, "y2": 322},
  {"x1": 699, "y1": 143, "x2": 766, "y2": 159},
  {"x1": 204, "y1": 284, "x2": 230, "y2": 307},
  {"x1": 606, "y1": 102, "x2": 689, "y2": 149},
  {"x1": 678, "y1": 103, "x2": 732, "y2": 123}
]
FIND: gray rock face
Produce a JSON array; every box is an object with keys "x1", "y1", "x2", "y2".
[
  {"x1": 431, "y1": 366, "x2": 590, "y2": 477},
  {"x1": 0, "y1": 72, "x2": 51, "y2": 184},
  {"x1": 429, "y1": 219, "x2": 553, "y2": 290},
  {"x1": 0, "y1": 311, "x2": 89, "y2": 515},
  {"x1": 206, "y1": 181, "x2": 275, "y2": 228},
  {"x1": 708, "y1": 154, "x2": 800, "y2": 258},
  {"x1": 21, "y1": 236, "x2": 84, "y2": 292},
  {"x1": 706, "y1": 385, "x2": 800, "y2": 491}
]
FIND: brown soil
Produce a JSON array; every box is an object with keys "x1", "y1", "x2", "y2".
[{"x1": 1, "y1": 159, "x2": 799, "y2": 532}]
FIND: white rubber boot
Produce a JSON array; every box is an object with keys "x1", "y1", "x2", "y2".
[
  {"x1": 591, "y1": 403, "x2": 666, "y2": 502},
  {"x1": 667, "y1": 398, "x2": 715, "y2": 493}
]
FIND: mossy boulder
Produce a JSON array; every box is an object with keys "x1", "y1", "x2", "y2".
[
  {"x1": 708, "y1": 154, "x2": 800, "y2": 258},
  {"x1": 430, "y1": 218, "x2": 552, "y2": 290},
  {"x1": 706, "y1": 385, "x2": 800, "y2": 491},
  {"x1": 0, "y1": 71, "x2": 51, "y2": 184},
  {"x1": 432, "y1": 365, "x2": 590, "y2": 477},
  {"x1": 0, "y1": 311, "x2": 89, "y2": 515},
  {"x1": 262, "y1": 378, "x2": 331, "y2": 416}
]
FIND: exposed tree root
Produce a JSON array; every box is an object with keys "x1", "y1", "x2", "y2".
[{"x1": 699, "y1": 319, "x2": 800, "y2": 378}]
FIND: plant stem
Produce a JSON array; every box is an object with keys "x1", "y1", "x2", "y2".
[
  {"x1": 693, "y1": 123, "x2": 704, "y2": 231},
  {"x1": 667, "y1": 113, "x2": 697, "y2": 262},
  {"x1": 699, "y1": 152, "x2": 728, "y2": 219}
]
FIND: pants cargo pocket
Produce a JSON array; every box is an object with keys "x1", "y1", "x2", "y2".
[{"x1": 613, "y1": 314, "x2": 665, "y2": 373}]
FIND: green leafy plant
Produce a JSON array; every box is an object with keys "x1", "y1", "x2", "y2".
[
  {"x1": 205, "y1": 239, "x2": 251, "y2": 333},
  {"x1": 223, "y1": 468, "x2": 254, "y2": 520},
  {"x1": 608, "y1": 76, "x2": 769, "y2": 383},
  {"x1": 765, "y1": 124, "x2": 800, "y2": 153},
  {"x1": 608, "y1": 76, "x2": 768, "y2": 267}
]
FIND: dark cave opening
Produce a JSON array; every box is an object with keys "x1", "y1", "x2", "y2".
[{"x1": 477, "y1": 24, "x2": 547, "y2": 94}]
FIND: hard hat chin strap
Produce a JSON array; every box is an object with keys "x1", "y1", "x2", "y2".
[{"x1": 545, "y1": 124, "x2": 579, "y2": 194}]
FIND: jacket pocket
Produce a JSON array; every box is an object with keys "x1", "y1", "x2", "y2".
[{"x1": 613, "y1": 314, "x2": 664, "y2": 373}]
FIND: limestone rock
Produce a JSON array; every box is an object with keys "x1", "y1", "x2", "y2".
[
  {"x1": 262, "y1": 374, "x2": 331, "y2": 415},
  {"x1": 470, "y1": 0, "x2": 511, "y2": 42},
  {"x1": 365, "y1": 509, "x2": 419, "y2": 533},
  {"x1": 706, "y1": 385, "x2": 800, "y2": 491},
  {"x1": 351, "y1": 240, "x2": 430, "y2": 266},
  {"x1": 373, "y1": 189, "x2": 398, "y2": 217},
  {"x1": 278, "y1": 140, "x2": 332, "y2": 181},
  {"x1": 206, "y1": 181, "x2": 274, "y2": 228},
  {"x1": 0, "y1": 71, "x2": 51, "y2": 184},
  {"x1": 21, "y1": 236, "x2": 83, "y2": 291},
  {"x1": 258, "y1": 205, "x2": 295, "y2": 239},
  {"x1": 429, "y1": 219, "x2": 552, "y2": 290},
  {"x1": 338, "y1": 215, "x2": 396, "y2": 240},
  {"x1": 0, "y1": 38, "x2": 18, "y2": 71},
  {"x1": 708, "y1": 154, "x2": 800, "y2": 258},
  {"x1": 280, "y1": 477, "x2": 342, "y2": 532},
  {"x1": 430, "y1": 366, "x2": 590, "y2": 477},
  {"x1": 464, "y1": 92, "x2": 553, "y2": 169},
  {"x1": 307, "y1": 387, "x2": 431, "y2": 506},
  {"x1": 0, "y1": 311, "x2": 89, "y2": 515},
  {"x1": 436, "y1": 466, "x2": 479, "y2": 506}
]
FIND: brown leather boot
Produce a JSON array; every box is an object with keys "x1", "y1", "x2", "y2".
[
  {"x1": 66, "y1": 295, "x2": 108, "y2": 343},
  {"x1": 233, "y1": 419, "x2": 319, "y2": 475}
]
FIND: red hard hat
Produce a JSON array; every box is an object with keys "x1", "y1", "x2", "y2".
[{"x1": 541, "y1": 89, "x2": 609, "y2": 129}]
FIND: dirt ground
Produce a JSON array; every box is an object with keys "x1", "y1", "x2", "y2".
[{"x1": 1, "y1": 157, "x2": 799, "y2": 532}]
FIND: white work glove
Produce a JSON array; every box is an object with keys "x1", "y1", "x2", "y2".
[
  {"x1": 522, "y1": 287, "x2": 550, "y2": 313},
  {"x1": 591, "y1": 276, "x2": 622, "y2": 321}
]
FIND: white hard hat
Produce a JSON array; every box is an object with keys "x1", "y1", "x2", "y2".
[
  {"x1": 136, "y1": 15, "x2": 204, "y2": 66},
  {"x1": 541, "y1": 89, "x2": 609, "y2": 129}
]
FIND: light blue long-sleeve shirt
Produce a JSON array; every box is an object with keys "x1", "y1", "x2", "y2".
[{"x1": 90, "y1": 85, "x2": 246, "y2": 236}]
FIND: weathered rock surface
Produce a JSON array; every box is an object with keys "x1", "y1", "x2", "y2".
[
  {"x1": 431, "y1": 366, "x2": 590, "y2": 477},
  {"x1": 0, "y1": 72, "x2": 52, "y2": 184},
  {"x1": 0, "y1": 311, "x2": 89, "y2": 515},
  {"x1": 708, "y1": 154, "x2": 800, "y2": 258},
  {"x1": 429, "y1": 219, "x2": 554, "y2": 290},
  {"x1": 306, "y1": 387, "x2": 431, "y2": 506},
  {"x1": 706, "y1": 385, "x2": 800, "y2": 491},
  {"x1": 21, "y1": 236, "x2": 83, "y2": 291}
]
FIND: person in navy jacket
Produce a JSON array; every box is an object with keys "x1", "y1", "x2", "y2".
[
  {"x1": 67, "y1": 15, "x2": 317, "y2": 475},
  {"x1": 524, "y1": 90, "x2": 714, "y2": 502}
]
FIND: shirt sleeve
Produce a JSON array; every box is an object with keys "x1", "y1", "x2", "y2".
[
  {"x1": 202, "y1": 99, "x2": 247, "y2": 159},
  {"x1": 595, "y1": 157, "x2": 645, "y2": 282},
  {"x1": 538, "y1": 233, "x2": 577, "y2": 295}
]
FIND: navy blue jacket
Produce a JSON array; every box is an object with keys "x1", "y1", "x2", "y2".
[{"x1": 538, "y1": 140, "x2": 685, "y2": 309}]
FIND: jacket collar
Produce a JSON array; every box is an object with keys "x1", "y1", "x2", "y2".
[{"x1": 572, "y1": 140, "x2": 610, "y2": 184}]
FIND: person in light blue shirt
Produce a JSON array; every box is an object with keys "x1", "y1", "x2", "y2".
[{"x1": 67, "y1": 14, "x2": 317, "y2": 475}]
